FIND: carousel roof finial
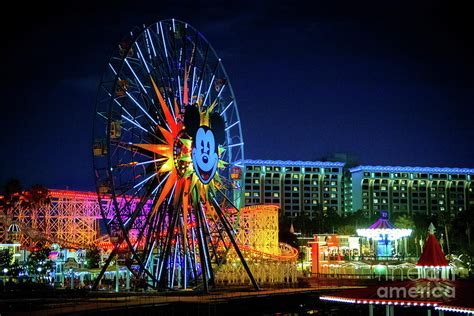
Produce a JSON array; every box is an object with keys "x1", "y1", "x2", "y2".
[{"x1": 428, "y1": 222, "x2": 435, "y2": 235}]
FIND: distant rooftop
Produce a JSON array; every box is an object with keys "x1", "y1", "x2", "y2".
[
  {"x1": 349, "y1": 165, "x2": 474, "y2": 175},
  {"x1": 241, "y1": 159, "x2": 345, "y2": 168}
]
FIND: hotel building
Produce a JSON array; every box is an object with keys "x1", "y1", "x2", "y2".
[
  {"x1": 241, "y1": 160, "x2": 345, "y2": 218},
  {"x1": 350, "y1": 166, "x2": 474, "y2": 216},
  {"x1": 241, "y1": 160, "x2": 474, "y2": 217}
]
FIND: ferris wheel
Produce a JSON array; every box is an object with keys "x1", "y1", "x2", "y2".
[{"x1": 92, "y1": 19, "x2": 257, "y2": 291}]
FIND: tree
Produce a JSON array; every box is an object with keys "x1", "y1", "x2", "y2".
[
  {"x1": 394, "y1": 214, "x2": 415, "y2": 229},
  {"x1": 26, "y1": 242, "x2": 53, "y2": 281},
  {"x1": 0, "y1": 249, "x2": 20, "y2": 277},
  {"x1": 21, "y1": 185, "x2": 49, "y2": 209},
  {"x1": 437, "y1": 211, "x2": 452, "y2": 254},
  {"x1": 0, "y1": 249, "x2": 13, "y2": 272},
  {"x1": 2, "y1": 179, "x2": 22, "y2": 198},
  {"x1": 453, "y1": 209, "x2": 473, "y2": 247},
  {"x1": 1, "y1": 179, "x2": 23, "y2": 214},
  {"x1": 85, "y1": 246, "x2": 101, "y2": 269},
  {"x1": 337, "y1": 225, "x2": 356, "y2": 235},
  {"x1": 279, "y1": 231, "x2": 299, "y2": 249},
  {"x1": 322, "y1": 209, "x2": 341, "y2": 234},
  {"x1": 293, "y1": 211, "x2": 311, "y2": 236}
]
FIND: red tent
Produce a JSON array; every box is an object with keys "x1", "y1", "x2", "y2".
[{"x1": 417, "y1": 224, "x2": 449, "y2": 267}]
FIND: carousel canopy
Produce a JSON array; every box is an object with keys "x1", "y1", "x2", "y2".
[
  {"x1": 356, "y1": 211, "x2": 412, "y2": 240},
  {"x1": 417, "y1": 223, "x2": 449, "y2": 267}
]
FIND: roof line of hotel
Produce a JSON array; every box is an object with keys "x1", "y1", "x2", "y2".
[
  {"x1": 241, "y1": 159, "x2": 345, "y2": 167},
  {"x1": 241, "y1": 159, "x2": 474, "y2": 174},
  {"x1": 349, "y1": 165, "x2": 474, "y2": 174}
]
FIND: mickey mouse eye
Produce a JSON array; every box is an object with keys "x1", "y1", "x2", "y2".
[{"x1": 201, "y1": 140, "x2": 204, "y2": 152}]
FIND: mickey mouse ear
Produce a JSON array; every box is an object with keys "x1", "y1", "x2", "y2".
[
  {"x1": 210, "y1": 112, "x2": 225, "y2": 145},
  {"x1": 184, "y1": 106, "x2": 200, "y2": 137}
]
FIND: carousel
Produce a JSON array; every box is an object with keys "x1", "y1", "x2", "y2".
[{"x1": 357, "y1": 211, "x2": 412, "y2": 260}]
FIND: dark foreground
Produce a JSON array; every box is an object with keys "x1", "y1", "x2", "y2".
[
  {"x1": 0, "y1": 279, "x2": 384, "y2": 315},
  {"x1": 1, "y1": 289, "x2": 365, "y2": 316}
]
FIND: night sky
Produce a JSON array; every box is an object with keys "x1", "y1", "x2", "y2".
[{"x1": 1, "y1": 1, "x2": 472, "y2": 191}]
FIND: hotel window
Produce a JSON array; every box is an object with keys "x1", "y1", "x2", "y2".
[{"x1": 273, "y1": 192, "x2": 279, "y2": 197}]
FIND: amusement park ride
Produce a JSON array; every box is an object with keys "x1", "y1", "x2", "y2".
[
  {"x1": 91, "y1": 19, "x2": 296, "y2": 291},
  {"x1": 0, "y1": 19, "x2": 297, "y2": 292}
]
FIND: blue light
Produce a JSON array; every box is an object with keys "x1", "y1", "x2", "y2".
[
  {"x1": 349, "y1": 165, "x2": 474, "y2": 175},
  {"x1": 159, "y1": 22, "x2": 168, "y2": 58},
  {"x1": 124, "y1": 59, "x2": 148, "y2": 94},
  {"x1": 146, "y1": 29, "x2": 157, "y2": 57},
  {"x1": 225, "y1": 120, "x2": 239, "y2": 131},
  {"x1": 227, "y1": 142, "x2": 244, "y2": 149},
  {"x1": 220, "y1": 100, "x2": 233, "y2": 116},
  {"x1": 125, "y1": 91, "x2": 158, "y2": 126},
  {"x1": 241, "y1": 159, "x2": 345, "y2": 168},
  {"x1": 134, "y1": 42, "x2": 151, "y2": 74},
  {"x1": 121, "y1": 114, "x2": 148, "y2": 133},
  {"x1": 133, "y1": 173, "x2": 156, "y2": 189},
  {"x1": 203, "y1": 74, "x2": 215, "y2": 106}
]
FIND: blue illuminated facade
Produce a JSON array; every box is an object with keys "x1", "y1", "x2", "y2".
[
  {"x1": 350, "y1": 165, "x2": 474, "y2": 216},
  {"x1": 241, "y1": 160, "x2": 345, "y2": 217},
  {"x1": 241, "y1": 160, "x2": 474, "y2": 217}
]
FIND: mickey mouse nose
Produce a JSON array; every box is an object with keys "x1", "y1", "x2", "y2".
[{"x1": 203, "y1": 156, "x2": 208, "y2": 163}]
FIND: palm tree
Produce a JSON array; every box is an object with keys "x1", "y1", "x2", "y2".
[{"x1": 437, "y1": 211, "x2": 452, "y2": 254}]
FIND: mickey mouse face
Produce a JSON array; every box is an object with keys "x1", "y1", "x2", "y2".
[
  {"x1": 184, "y1": 106, "x2": 225, "y2": 185},
  {"x1": 192, "y1": 126, "x2": 218, "y2": 184}
]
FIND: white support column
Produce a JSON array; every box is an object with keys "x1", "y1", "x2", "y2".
[
  {"x1": 438, "y1": 310, "x2": 444, "y2": 316},
  {"x1": 404, "y1": 237, "x2": 408, "y2": 256},
  {"x1": 60, "y1": 264, "x2": 64, "y2": 286},
  {"x1": 126, "y1": 269, "x2": 130, "y2": 290},
  {"x1": 369, "y1": 304, "x2": 374, "y2": 316},
  {"x1": 115, "y1": 257, "x2": 119, "y2": 292},
  {"x1": 427, "y1": 309, "x2": 431, "y2": 316}
]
